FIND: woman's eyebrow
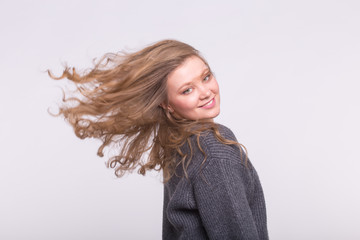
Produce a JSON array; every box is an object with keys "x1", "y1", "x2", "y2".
[
  {"x1": 177, "y1": 81, "x2": 193, "y2": 91},
  {"x1": 201, "y1": 67, "x2": 210, "y2": 76},
  {"x1": 177, "y1": 68, "x2": 210, "y2": 91},
  {"x1": 195, "y1": 67, "x2": 211, "y2": 80}
]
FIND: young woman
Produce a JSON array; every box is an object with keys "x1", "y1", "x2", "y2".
[{"x1": 49, "y1": 39, "x2": 269, "y2": 239}]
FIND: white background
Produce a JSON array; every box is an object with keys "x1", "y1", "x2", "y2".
[{"x1": 1, "y1": 0, "x2": 360, "y2": 239}]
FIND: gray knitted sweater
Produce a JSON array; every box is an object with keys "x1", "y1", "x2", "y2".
[{"x1": 162, "y1": 124, "x2": 268, "y2": 240}]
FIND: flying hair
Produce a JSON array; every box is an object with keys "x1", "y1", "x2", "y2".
[{"x1": 48, "y1": 39, "x2": 246, "y2": 182}]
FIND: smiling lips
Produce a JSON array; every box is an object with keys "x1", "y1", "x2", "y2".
[{"x1": 199, "y1": 97, "x2": 216, "y2": 109}]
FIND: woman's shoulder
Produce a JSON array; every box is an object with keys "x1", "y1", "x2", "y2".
[
  {"x1": 200, "y1": 123, "x2": 237, "y2": 144},
  {"x1": 180, "y1": 123, "x2": 249, "y2": 180},
  {"x1": 216, "y1": 123, "x2": 237, "y2": 141},
  {"x1": 198, "y1": 123, "x2": 241, "y2": 160}
]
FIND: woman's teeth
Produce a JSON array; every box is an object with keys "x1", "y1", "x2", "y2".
[{"x1": 203, "y1": 99, "x2": 213, "y2": 107}]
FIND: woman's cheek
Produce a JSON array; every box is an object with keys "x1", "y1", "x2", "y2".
[
  {"x1": 176, "y1": 95, "x2": 197, "y2": 111},
  {"x1": 211, "y1": 79, "x2": 219, "y2": 94},
  {"x1": 184, "y1": 94, "x2": 199, "y2": 110}
]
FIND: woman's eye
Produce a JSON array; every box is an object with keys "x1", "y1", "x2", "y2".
[
  {"x1": 182, "y1": 88, "x2": 193, "y2": 94},
  {"x1": 204, "y1": 73, "x2": 211, "y2": 82}
]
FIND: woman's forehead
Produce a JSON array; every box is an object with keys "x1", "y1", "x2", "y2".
[{"x1": 168, "y1": 56, "x2": 208, "y2": 84}]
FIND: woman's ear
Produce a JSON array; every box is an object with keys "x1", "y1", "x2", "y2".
[
  {"x1": 167, "y1": 105, "x2": 174, "y2": 113},
  {"x1": 160, "y1": 103, "x2": 174, "y2": 113}
]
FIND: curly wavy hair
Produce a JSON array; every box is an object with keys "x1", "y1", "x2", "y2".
[{"x1": 48, "y1": 39, "x2": 245, "y2": 181}]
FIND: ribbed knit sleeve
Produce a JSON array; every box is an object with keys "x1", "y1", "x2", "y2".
[
  {"x1": 193, "y1": 155, "x2": 262, "y2": 239},
  {"x1": 162, "y1": 125, "x2": 268, "y2": 240}
]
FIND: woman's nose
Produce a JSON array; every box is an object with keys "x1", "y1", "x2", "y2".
[{"x1": 199, "y1": 86, "x2": 211, "y2": 99}]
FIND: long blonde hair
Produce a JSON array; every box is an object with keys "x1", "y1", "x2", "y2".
[{"x1": 48, "y1": 39, "x2": 243, "y2": 181}]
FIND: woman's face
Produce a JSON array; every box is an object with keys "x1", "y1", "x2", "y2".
[{"x1": 165, "y1": 56, "x2": 220, "y2": 120}]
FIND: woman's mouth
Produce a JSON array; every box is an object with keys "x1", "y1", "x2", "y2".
[{"x1": 200, "y1": 98, "x2": 216, "y2": 109}]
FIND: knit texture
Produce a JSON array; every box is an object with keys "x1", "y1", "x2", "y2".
[{"x1": 162, "y1": 124, "x2": 268, "y2": 240}]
